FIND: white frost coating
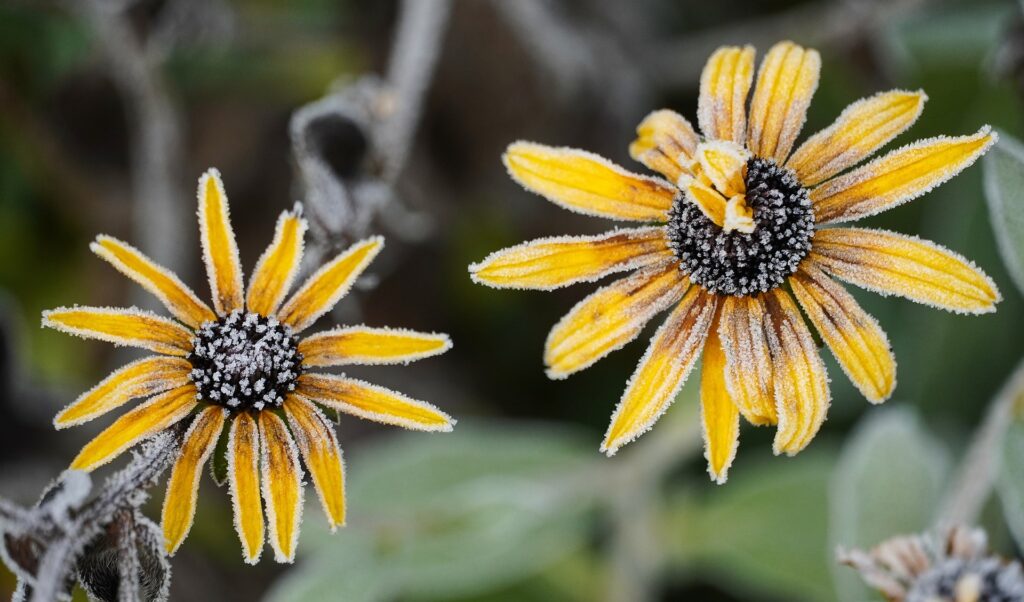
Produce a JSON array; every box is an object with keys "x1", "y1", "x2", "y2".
[
  {"x1": 600, "y1": 291, "x2": 717, "y2": 456},
  {"x1": 91, "y1": 235, "x2": 212, "y2": 328},
  {"x1": 786, "y1": 89, "x2": 927, "y2": 186},
  {"x1": 301, "y1": 374, "x2": 455, "y2": 432},
  {"x1": 227, "y1": 416, "x2": 263, "y2": 564},
  {"x1": 299, "y1": 325, "x2": 452, "y2": 366},
  {"x1": 259, "y1": 415, "x2": 305, "y2": 564},
  {"x1": 467, "y1": 227, "x2": 671, "y2": 291},
  {"x1": 134, "y1": 515, "x2": 172, "y2": 602},
  {"x1": 41, "y1": 305, "x2": 192, "y2": 354},
  {"x1": 162, "y1": 408, "x2": 226, "y2": 555},
  {"x1": 47, "y1": 471, "x2": 93, "y2": 526},
  {"x1": 197, "y1": 168, "x2": 245, "y2": 316},
  {"x1": 502, "y1": 141, "x2": 678, "y2": 222},
  {"x1": 810, "y1": 227, "x2": 1002, "y2": 315},
  {"x1": 285, "y1": 397, "x2": 346, "y2": 532},
  {"x1": 543, "y1": 264, "x2": 687, "y2": 379},
  {"x1": 278, "y1": 236, "x2": 384, "y2": 332},
  {"x1": 748, "y1": 43, "x2": 821, "y2": 164},
  {"x1": 696, "y1": 46, "x2": 754, "y2": 144},
  {"x1": 811, "y1": 127, "x2": 997, "y2": 225},
  {"x1": 246, "y1": 207, "x2": 309, "y2": 315}
]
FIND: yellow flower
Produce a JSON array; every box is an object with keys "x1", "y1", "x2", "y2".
[
  {"x1": 43, "y1": 169, "x2": 455, "y2": 563},
  {"x1": 469, "y1": 41, "x2": 999, "y2": 483}
]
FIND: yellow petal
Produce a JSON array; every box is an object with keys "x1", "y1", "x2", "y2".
[
  {"x1": 696, "y1": 141, "x2": 750, "y2": 198},
  {"x1": 717, "y1": 295, "x2": 777, "y2": 425},
  {"x1": 259, "y1": 411, "x2": 304, "y2": 563},
  {"x1": 787, "y1": 90, "x2": 927, "y2": 186},
  {"x1": 545, "y1": 265, "x2": 688, "y2": 379},
  {"x1": 763, "y1": 289, "x2": 830, "y2": 456},
  {"x1": 601, "y1": 287, "x2": 718, "y2": 455},
  {"x1": 247, "y1": 208, "x2": 308, "y2": 316},
  {"x1": 297, "y1": 373, "x2": 454, "y2": 432},
  {"x1": 724, "y1": 195, "x2": 755, "y2": 234},
  {"x1": 790, "y1": 262, "x2": 896, "y2": 403},
  {"x1": 70, "y1": 385, "x2": 197, "y2": 471},
  {"x1": 42, "y1": 306, "x2": 195, "y2": 356},
  {"x1": 811, "y1": 228, "x2": 1000, "y2": 314},
  {"x1": 504, "y1": 142, "x2": 677, "y2": 222},
  {"x1": 810, "y1": 128, "x2": 996, "y2": 224},
  {"x1": 299, "y1": 326, "x2": 451, "y2": 367},
  {"x1": 700, "y1": 329, "x2": 740, "y2": 484},
  {"x1": 284, "y1": 396, "x2": 346, "y2": 530},
  {"x1": 629, "y1": 109, "x2": 700, "y2": 182},
  {"x1": 697, "y1": 45, "x2": 755, "y2": 144},
  {"x1": 162, "y1": 406, "x2": 226, "y2": 555},
  {"x1": 747, "y1": 41, "x2": 820, "y2": 163},
  {"x1": 91, "y1": 236, "x2": 216, "y2": 329},
  {"x1": 278, "y1": 237, "x2": 383, "y2": 332},
  {"x1": 679, "y1": 174, "x2": 728, "y2": 228},
  {"x1": 229, "y1": 413, "x2": 264, "y2": 564},
  {"x1": 55, "y1": 356, "x2": 192, "y2": 428},
  {"x1": 198, "y1": 168, "x2": 244, "y2": 315},
  {"x1": 470, "y1": 227, "x2": 671, "y2": 291}
]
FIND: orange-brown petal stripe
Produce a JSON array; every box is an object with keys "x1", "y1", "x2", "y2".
[
  {"x1": 229, "y1": 413, "x2": 264, "y2": 564},
  {"x1": 162, "y1": 406, "x2": 226, "y2": 554},
  {"x1": 92, "y1": 236, "x2": 215, "y2": 328},
  {"x1": 697, "y1": 45, "x2": 755, "y2": 144},
  {"x1": 259, "y1": 411, "x2": 304, "y2": 563},
  {"x1": 810, "y1": 228, "x2": 1000, "y2": 314},
  {"x1": 629, "y1": 109, "x2": 700, "y2": 182},
  {"x1": 503, "y1": 142, "x2": 677, "y2": 222},
  {"x1": 284, "y1": 396, "x2": 346, "y2": 530},
  {"x1": 299, "y1": 326, "x2": 451, "y2": 367},
  {"x1": 198, "y1": 169, "x2": 245, "y2": 315},
  {"x1": 297, "y1": 373, "x2": 454, "y2": 432},
  {"x1": 717, "y1": 295, "x2": 777, "y2": 425},
  {"x1": 42, "y1": 306, "x2": 195, "y2": 356},
  {"x1": 469, "y1": 227, "x2": 672, "y2": 290},
  {"x1": 545, "y1": 264, "x2": 688, "y2": 379},
  {"x1": 70, "y1": 385, "x2": 198, "y2": 471},
  {"x1": 747, "y1": 41, "x2": 820, "y2": 164},
  {"x1": 811, "y1": 128, "x2": 996, "y2": 224},
  {"x1": 790, "y1": 262, "x2": 895, "y2": 403},
  {"x1": 247, "y1": 209, "x2": 308, "y2": 316},
  {"x1": 601, "y1": 287, "x2": 717, "y2": 455},
  {"x1": 55, "y1": 356, "x2": 192, "y2": 428}
]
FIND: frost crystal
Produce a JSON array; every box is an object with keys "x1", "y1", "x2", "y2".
[
  {"x1": 189, "y1": 310, "x2": 302, "y2": 411},
  {"x1": 667, "y1": 157, "x2": 814, "y2": 296}
]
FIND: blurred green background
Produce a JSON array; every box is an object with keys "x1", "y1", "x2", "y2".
[{"x1": 2, "y1": 0, "x2": 1024, "y2": 600}]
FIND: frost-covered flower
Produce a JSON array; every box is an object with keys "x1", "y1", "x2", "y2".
[
  {"x1": 839, "y1": 525, "x2": 1024, "y2": 602},
  {"x1": 43, "y1": 169, "x2": 454, "y2": 564},
  {"x1": 469, "y1": 41, "x2": 999, "y2": 482}
]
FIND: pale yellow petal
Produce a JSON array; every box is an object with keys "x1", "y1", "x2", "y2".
[
  {"x1": 284, "y1": 396, "x2": 346, "y2": 530},
  {"x1": 259, "y1": 411, "x2": 304, "y2": 564},
  {"x1": 700, "y1": 329, "x2": 740, "y2": 484},
  {"x1": 297, "y1": 373, "x2": 454, "y2": 432},
  {"x1": 679, "y1": 174, "x2": 727, "y2": 228},
  {"x1": 91, "y1": 236, "x2": 215, "y2": 329},
  {"x1": 811, "y1": 228, "x2": 1000, "y2": 314},
  {"x1": 747, "y1": 41, "x2": 821, "y2": 163},
  {"x1": 299, "y1": 326, "x2": 451, "y2": 367},
  {"x1": 601, "y1": 287, "x2": 718, "y2": 455},
  {"x1": 198, "y1": 168, "x2": 244, "y2": 315},
  {"x1": 764, "y1": 289, "x2": 830, "y2": 455},
  {"x1": 697, "y1": 45, "x2": 755, "y2": 144},
  {"x1": 55, "y1": 356, "x2": 192, "y2": 428},
  {"x1": 787, "y1": 90, "x2": 927, "y2": 186},
  {"x1": 229, "y1": 413, "x2": 264, "y2": 564},
  {"x1": 247, "y1": 209, "x2": 308, "y2": 316},
  {"x1": 162, "y1": 406, "x2": 226, "y2": 554},
  {"x1": 504, "y1": 142, "x2": 677, "y2": 222},
  {"x1": 629, "y1": 109, "x2": 700, "y2": 181},
  {"x1": 717, "y1": 295, "x2": 777, "y2": 425},
  {"x1": 545, "y1": 264, "x2": 688, "y2": 379},
  {"x1": 811, "y1": 128, "x2": 996, "y2": 224},
  {"x1": 70, "y1": 385, "x2": 198, "y2": 471},
  {"x1": 790, "y1": 262, "x2": 896, "y2": 403},
  {"x1": 469, "y1": 227, "x2": 672, "y2": 290},
  {"x1": 696, "y1": 141, "x2": 750, "y2": 198},
  {"x1": 278, "y1": 237, "x2": 383, "y2": 332},
  {"x1": 42, "y1": 306, "x2": 195, "y2": 356}
]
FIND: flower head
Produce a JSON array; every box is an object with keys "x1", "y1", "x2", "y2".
[
  {"x1": 43, "y1": 169, "x2": 455, "y2": 563},
  {"x1": 839, "y1": 525, "x2": 1024, "y2": 602},
  {"x1": 469, "y1": 41, "x2": 1000, "y2": 482}
]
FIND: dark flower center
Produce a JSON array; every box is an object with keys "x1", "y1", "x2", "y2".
[
  {"x1": 188, "y1": 310, "x2": 302, "y2": 412},
  {"x1": 909, "y1": 557, "x2": 1024, "y2": 602},
  {"x1": 666, "y1": 157, "x2": 814, "y2": 296}
]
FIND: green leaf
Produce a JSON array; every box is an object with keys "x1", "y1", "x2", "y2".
[
  {"x1": 268, "y1": 421, "x2": 594, "y2": 602},
  {"x1": 997, "y1": 419, "x2": 1024, "y2": 550},
  {"x1": 829, "y1": 408, "x2": 949, "y2": 602},
  {"x1": 984, "y1": 131, "x2": 1024, "y2": 298}
]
